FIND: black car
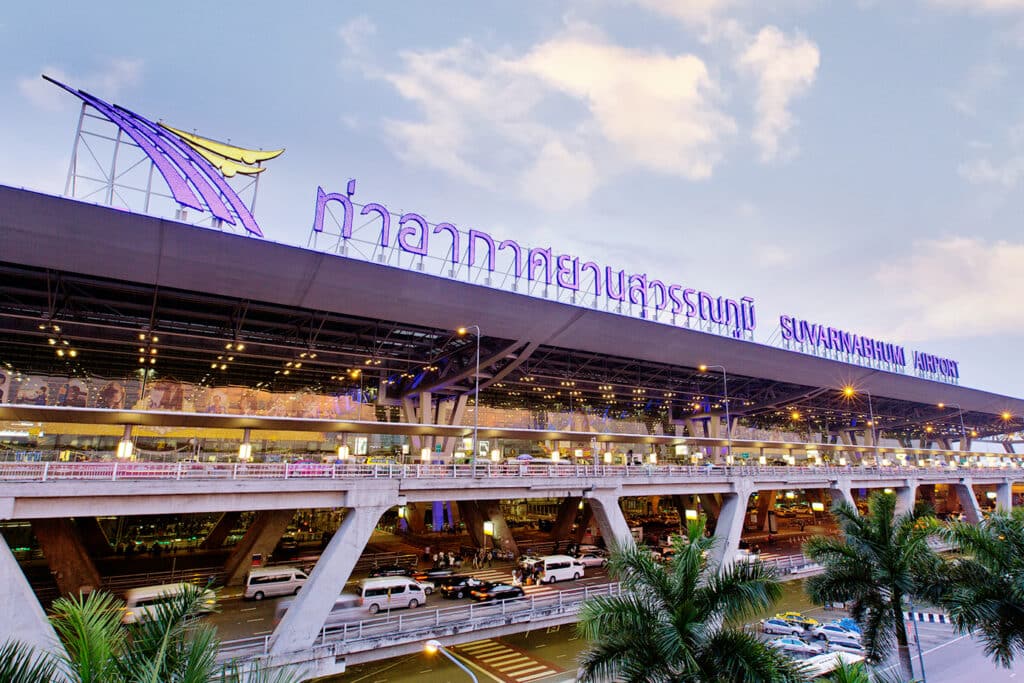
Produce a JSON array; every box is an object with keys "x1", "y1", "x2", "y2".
[
  {"x1": 439, "y1": 575, "x2": 486, "y2": 599},
  {"x1": 469, "y1": 582, "x2": 525, "y2": 602},
  {"x1": 367, "y1": 564, "x2": 414, "y2": 578},
  {"x1": 413, "y1": 568, "x2": 457, "y2": 582}
]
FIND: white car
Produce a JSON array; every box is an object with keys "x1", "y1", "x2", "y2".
[
  {"x1": 810, "y1": 623, "x2": 861, "y2": 642},
  {"x1": 575, "y1": 551, "x2": 609, "y2": 568},
  {"x1": 769, "y1": 637, "x2": 824, "y2": 656},
  {"x1": 415, "y1": 580, "x2": 435, "y2": 595},
  {"x1": 762, "y1": 618, "x2": 805, "y2": 636},
  {"x1": 827, "y1": 639, "x2": 866, "y2": 656}
]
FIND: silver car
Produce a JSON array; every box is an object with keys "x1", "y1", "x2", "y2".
[
  {"x1": 769, "y1": 637, "x2": 824, "y2": 656},
  {"x1": 762, "y1": 618, "x2": 805, "y2": 636}
]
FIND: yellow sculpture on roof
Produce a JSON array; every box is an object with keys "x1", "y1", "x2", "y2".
[{"x1": 160, "y1": 123, "x2": 284, "y2": 177}]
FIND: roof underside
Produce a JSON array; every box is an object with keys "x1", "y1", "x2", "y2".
[{"x1": 1, "y1": 185, "x2": 1021, "y2": 442}]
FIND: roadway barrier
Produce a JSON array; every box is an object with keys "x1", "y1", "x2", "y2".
[{"x1": 0, "y1": 461, "x2": 1018, "y2": 482}]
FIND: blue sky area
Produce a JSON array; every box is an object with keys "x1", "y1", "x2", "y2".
[{"x1": 2, "y1": 1, "x2": 1023, "y2": 397}]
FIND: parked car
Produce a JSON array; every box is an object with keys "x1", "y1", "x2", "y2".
[
  {"x1": 775, "y1": 611, "x2": 818, "y2": 627},
  {"x1": 761, "y1": 618, "x2": 806, "y2": 636},
  {"x1": 810, "y1": 623, "x2": 861, "y2": 642},
  {"x1": 835, "y1": 617, "x2": 862, "y2": 635},
  {"x1": 769, "y1": 637, "x2": 824, "y2": 656},
  {"x1": 413, "y1": 568, "x2": 456, "y2": 582},
  {"x1": 827, "y1": 639, "x2": 866, "y2": 656},
  {"x1": 575, "y1": 551, "x2": 609, "y2": 568},
  {"x1": 439, "y1": 575, "x2": 486, "y2": 599},
  {"x1": 469, "y1": 582, "x2": 525, "y2": 603},
  {"x1": 368, "y1": 564, "x2": 414, "y2": 578}
]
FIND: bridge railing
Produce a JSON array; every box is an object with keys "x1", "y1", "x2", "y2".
[
  {"x1": 0, "y1": 461, "x2": 1018, "y2": 482},
  {"x1": 219, "y1": 581, "x2": 623, "y2": 660}
]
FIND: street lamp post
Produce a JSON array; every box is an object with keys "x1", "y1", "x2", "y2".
[
  {"x1": 457, "y1": 325, "x2": 481, "y2": 470},
  {"x1": 699, "y1": 365, "x2": 730, "y2": 460},
  {"x1": 937, "y1": 402, "x2": 968, "y2": 450},
  {"x1": 425, "y1": 639, "x2": 479, "y2": 682}
]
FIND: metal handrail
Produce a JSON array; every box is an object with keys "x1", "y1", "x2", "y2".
[{"x1": 0, "y1": 461, "x2": 1018, "y2": 482}]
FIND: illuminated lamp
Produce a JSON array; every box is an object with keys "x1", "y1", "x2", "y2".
[
  {"x1": 604, "y1": 452, "x2": 613, "y2": 464},
  {"x1": 421, "y1": 447, "x2": 431, "y2": 463},
  {"x1": 337, "y1": 445, "x2": 350, "y2": 459},
  {"x1": 759, "y1": 455, "x2": 767, "y2": 465},
  {"x1": 685, "y1": 509, "x2": 699, "y2": 520},
  {"x1": 574, "y1": 448, "x2": 584, "y2": 459},
  {"x1": 490, "y1": 449, "x2": 501, "y2": 462},
  {"x1": 811, "y1": 502, "x2": 825, "y2": 512},
  {"x1": 238, "y1": 443, "x2": 252, "y2": 461},
  {"x1": 839, "y1": 457, "x2": 848, "y2": 466},
  {"x1": 551, "y1": 450, "x2": 560, "y2": 462},
  {"x1": 674, "y1": 444, "x2": 689, "y2": 456},
  {"x1": 116, "y1": 439, "x2": 133, "y2": 460},
  {"x1": 986, "y1": 491, "x2": 997, "y2": 500},
  {"x1": 649, "y1": 452, "x2": 657, "y2": 464}
]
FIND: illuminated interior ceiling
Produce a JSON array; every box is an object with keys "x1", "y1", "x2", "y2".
[{"x1": 0, "y1": 261, "x2": 1014, "y2": 441}]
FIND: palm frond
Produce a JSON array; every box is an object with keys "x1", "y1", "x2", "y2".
[
  {"x1": 49, "y1": 590, "x2": 126, "y2": 683},
  {"x1": 0, "y1": 640, "x2": 58, "y2": 683}
]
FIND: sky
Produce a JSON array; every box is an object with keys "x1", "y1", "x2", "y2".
[{"x1": 2, "y1": 1, "x2": 1024, "y2": 398}]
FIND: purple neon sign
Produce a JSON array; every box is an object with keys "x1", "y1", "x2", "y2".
[
  {"x1": 312, "y1": 180, "x2": 757, "y2": 338},
  {"x1": 47, "y1": 76, "x2": 264, "y2": 237}
]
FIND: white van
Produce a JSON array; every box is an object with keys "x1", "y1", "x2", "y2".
[
  {"x1": 244, "y1": 566, "x2": 308, "y2": 600},
  {"x1": 525, "y1": 555, "x2": 585, "y2": 584},
  {"x1": 122, "y1": 583, "x2": 217, "y2": 624},
  {"x1": 274, "y1": 592, "x2": 362, "y2": 627},
  {"x1": 358, "y1": 577, "x2": 427, "y2": 614}
]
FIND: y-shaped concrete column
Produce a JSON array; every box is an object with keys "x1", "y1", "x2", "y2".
[
  {"x1": 479, "y1": 499, "x2": 519, "y2": 556},
  {"x1": 586, "y1": 490, "x2": 634, "y2": 550},
  {"x1": 223, "y1": 509, "x2": 295, "y2": 586},
  {"x1": 270, "y1": 504, "x2": 389, "y2": 655},
  {"x1": 551, "y1": 497, "x2": 581, "y2": 541},
  {"x1": 756, "y1": 490, "x2": 777, "y2": 530},
  {"x1": 31, "y1": 517, "x2": 102, "y2": 595},
  {"x1": 0, "y1": 530, "x2": 61, "y2": 658},
  {"x1": 710, "y1": 483, "x2": 753, "y2": 569},
  {"x1": 200, "y1": 511, "x2": 242, "y2": 550},
  {"x1": 951, "y1": 480, "x2": 983, "y2": 524}
]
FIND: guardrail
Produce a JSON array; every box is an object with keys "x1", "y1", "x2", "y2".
[
  {"x1": 0, "y1": 461, "x2": 1018, "y2": 483},
  {"x1": 219, "y1": 581, "x2": 623, "y2": 660}
]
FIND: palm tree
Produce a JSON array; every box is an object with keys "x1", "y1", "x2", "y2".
[
  {"x1": 928, "y1": 507, "x2": 1024, "y2": 667},
  {"x1": 1, "y1": 585, "x2": 302, "y2": 683},
  {"x1": 803, "y1": 491, "x2": 935, "y2": 682},
  {"x1": 576, "y1": 517, "x2": 807, "y2": 683},
  {"x1": 821, "y1": 658, "x2": 908, "y2": 683}
]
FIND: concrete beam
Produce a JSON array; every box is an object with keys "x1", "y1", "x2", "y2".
[
  {"x1": 223, "y1": 509, "x2": 295, "y2": 586},
  {"x1": 270, "y1": 505, "x2": 389, "y2": 655},
  {"x1": 710, "y1": 485, "x2": 753, "y2": 569},
  {"x1": 199, "y1": 511, "x2": 242, "y2": 550},
  {"x1": 0, "y1": 533, "x2": 62, "y2": 658},
  {"x1": 31, "y1": 517, "x2": 101, "y2": 595}
]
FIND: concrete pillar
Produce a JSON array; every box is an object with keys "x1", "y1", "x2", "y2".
[
  {"x1": 711, "y1": 485, "x2": 754, "y2": 569},
  {"x1": 432, "y1": 501, "x2": 445, "y2": 531},
  {"x1": 200, "y1": 511, "x2": 242, "y2": 550},
  {"x1": 586, "y1": 491, "x2": 634, "y2": 549},
  {"x1": 223, "y1": 509, "x2": 295, "y2": 586},
  {"x1": 894, "y1": 483, "x2": 918, "y2": 517},
  {"x1": 447, "y1": 501, "x2": 461, "y2": 526},
  {"x1": 951, "y1": 481, "x2": 983, "y2": 524},
  {"x1": 551, "y1": 497, "x2": 581, "y2": 541},
  {"x1": 479, "y1": 499, "x2": 518, "y2": 556},
  {"x1": 457, "y1": 501, "x2": 486, "y2": 547},
  {"x1": 404, "y1": 502, "x2": 426, "y2": 534},
  {"x1": 756, "y1": 490, "x2": 777, "y2": 531},
  {"x1": 1004, "y1": 441, "x2": 1016, "y2": 455},
  {"x1": 701, "y1": 493, "x2": 722, "y2": 524},
  {"x1": 75, "y1": 517, "x2": 113, "y2": 557},
  {"x1": 269, "y1": 505, "x2": 388, "y2": 655},
  {"x1": 828, "y1": 486, "x2": 857, "y2": 510},
  {"x1": 573, "y1": 503, "x2": 594, "y2": 544},
  {"x1": 997, "y1": 481, "x2": 1013, "y2": 512},
  {"x1": 31, "y1": 518, "x2": 101, "y2": 595},
  {"x1": 0, "y1": 531, "x2": 62, "y2": 658}
]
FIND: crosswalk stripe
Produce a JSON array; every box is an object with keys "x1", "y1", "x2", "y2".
[
  {"x1": 518, "y1": 671, "x2": 557, "y2": 682},
  {"x1": 458, "y1": 640, "x2": 498, "y2": 653},
  {"x1": 481, "y1": 653, "x2": 524, "y2": 664},
  {"x1": 502, "y1": 663, "x2": 550, "y2": 675}
]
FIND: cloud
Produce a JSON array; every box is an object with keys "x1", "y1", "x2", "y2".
[
  {"x1": 736, "y1": 26, "x2": 820, "y2": 162},
  {"x1": 18, "y1": 58, "x2": 143, "y2": 111},
  {"x1": 958, "y1": 156, "x2": 1024, "y2": 187},
  {"x1": 338, "y1": 15, "x2": 377, "y2": 54},
  {"x1": 375, "y1": 32, "x2": 736, "y2": 207},
  {"x1": 925, "y1": 0, "x2": 1024, "y2": 12},
  {"x1": 630, "y1": 0, "x2": 736, "y2": 27},
  {"x1": 873, "y1": 237, "x2": 1024, "y2": 340}
]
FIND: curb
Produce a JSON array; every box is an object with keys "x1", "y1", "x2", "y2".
[{"x1": 904, "y1": 611, "x2": 949, "y2": 624}]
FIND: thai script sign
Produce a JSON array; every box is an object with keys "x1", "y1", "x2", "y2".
[{"x1": 311, "y1": 180, "x2": 757, "y2": 339}]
